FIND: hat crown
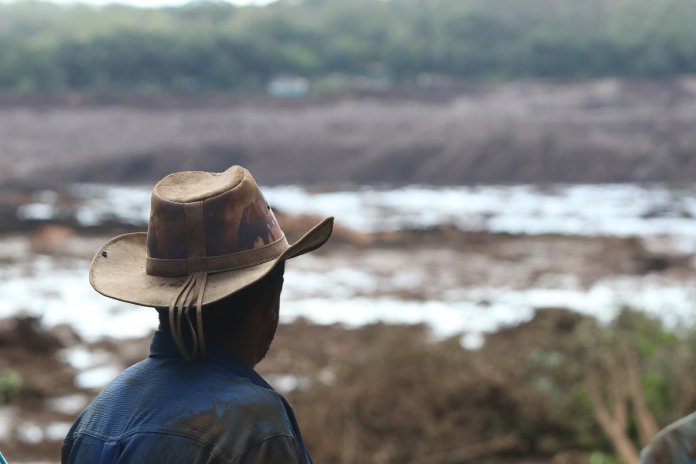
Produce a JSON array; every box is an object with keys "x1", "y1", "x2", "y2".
[
  {"x1": 154, "y1": 167, "x2": 245, "y2": 203},
  {"x1": 88, "y1": 163, "x2": 333, "y2": 358},
  {"x1": 146, "y1": 166, "x2": 287, "y2": 275}
]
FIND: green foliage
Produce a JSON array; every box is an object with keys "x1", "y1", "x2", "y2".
[
  {"x1": 0, "y1": 369, "x2": 24, "y2": 404},
  {"x1": 589, "y1": 451, "x2": 622, "y2": 464},
  {"x1": 2, "y1": 0, "x2": 696, "y2": 93}
]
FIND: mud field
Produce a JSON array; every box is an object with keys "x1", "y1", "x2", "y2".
[
  {"x1": 3, "y1": 78, "x2": 696, "y2": 187},
  {"x1": 1, "y1": 201, "x2": 695, "y2": 462}
]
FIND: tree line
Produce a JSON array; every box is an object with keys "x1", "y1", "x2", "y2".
[{"x1": 1, "y1": 0, "x2": 696, "y2": 93}]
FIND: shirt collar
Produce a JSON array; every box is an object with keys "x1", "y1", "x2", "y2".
[{"x1": 149, "y1": 330, "x2": 273, "y2": 391}]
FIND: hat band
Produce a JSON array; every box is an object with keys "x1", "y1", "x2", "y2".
[{"x1": 145, "y1": 235, "x2": 289, "y2": 276}]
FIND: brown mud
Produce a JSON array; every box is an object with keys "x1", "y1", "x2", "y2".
[
  {"x1": 3, "y1": 79, "x2": 696, "y2": 187},
  {"x1": 2, "y1": 307, "x2": 690, "y2": 464}
]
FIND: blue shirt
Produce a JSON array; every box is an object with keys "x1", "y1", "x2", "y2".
[
  {"x1": 62, "y1": 330, "x2": 312, "y2": 464},
  {"x1": 641, "y1": 411, "x2": 696, "y2": 463}
]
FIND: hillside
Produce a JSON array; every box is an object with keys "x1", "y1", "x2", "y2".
[{"x1": 2, "y1": 78, "x2": 696, "y2": 186}]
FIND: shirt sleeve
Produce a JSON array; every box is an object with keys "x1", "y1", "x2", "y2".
[
  {"x1": 641, "y1": 412, "x2": 696, "y2": 463},
  {"x1": 232, "y1": 435, "x2": 304, "y2": 464}
]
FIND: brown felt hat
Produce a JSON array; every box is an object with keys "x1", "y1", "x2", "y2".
[
  {"x1": 89, "y1": 166, "x2": 333, "y2": 360},
  {"x1": 90, "y1": 165, "x2": 333, "y2": 307}
]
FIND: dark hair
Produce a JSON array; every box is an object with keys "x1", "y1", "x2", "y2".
[{"x1": 157, "y1": 261, "x2": 285, "y2": 342}]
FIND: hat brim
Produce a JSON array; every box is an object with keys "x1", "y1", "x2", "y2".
[{"x1": 89, "y1": 217, "x2": 334, "y2": 308}]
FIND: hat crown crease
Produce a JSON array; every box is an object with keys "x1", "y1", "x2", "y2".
[
  {"x1": 184, "y1": 201, "x2": 206, "y2": 260},
  {"x1": 154, "y1": 166, "x2": 246, "y2": 203}
]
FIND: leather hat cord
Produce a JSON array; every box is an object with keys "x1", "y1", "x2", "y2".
[{"x1": 168, "y1": 271, "x2": 208, "y2": 362}]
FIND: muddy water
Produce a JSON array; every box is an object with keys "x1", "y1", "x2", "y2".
[
  {"x1": 5, "y1": 184, "x2": 696, "y2": 344},
  {"x1": 3, "y1": 183, "x2": 696, "y2": 353}
]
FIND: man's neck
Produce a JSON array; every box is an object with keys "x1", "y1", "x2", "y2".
[{"x1": 220, "y1": 337, "x2": 259, "y2": 369}]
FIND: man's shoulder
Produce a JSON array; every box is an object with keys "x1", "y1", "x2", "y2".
[
  {"x1": 166, "y1": 364, "x2": 290, "y2": 434},
  {"x1": 137, "y1": 358, "x2": 300, "y2": 462},
  {"x1": 122, "y1": 356, "x2": 287, "y2": 415},
  {"x1": 65, "y1": 357, "x2": 300, "y2": 463},
  {"x1": 75, "y1": 356, "x2": 291, "y2": 435}
]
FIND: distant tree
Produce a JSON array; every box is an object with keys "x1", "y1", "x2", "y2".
[{"x1": 2, "y1": 0, "x2": 696, "y2": 93}]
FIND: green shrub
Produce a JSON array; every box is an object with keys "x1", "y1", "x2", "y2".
[{"x1": 0, "y1": 369, "x2": 24, "y2": 405}]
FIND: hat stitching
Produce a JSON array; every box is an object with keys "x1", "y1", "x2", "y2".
[{"x1": 184, "y1": 201, "x2": 207, "y2": 259}]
